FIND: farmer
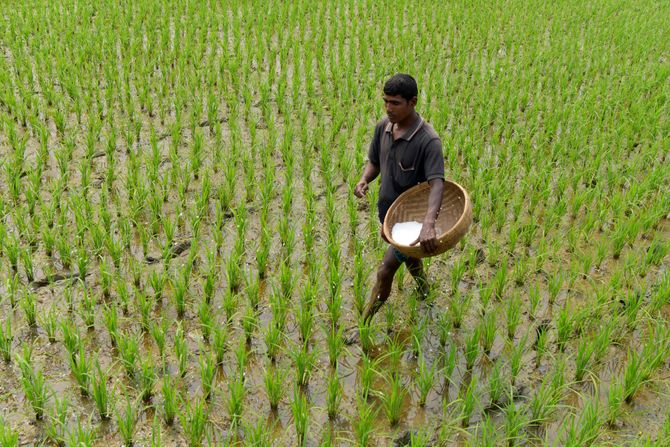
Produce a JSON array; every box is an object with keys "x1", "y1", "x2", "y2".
[{"x1": 354, "y1": 73, "x2": 445, "y2": 325}]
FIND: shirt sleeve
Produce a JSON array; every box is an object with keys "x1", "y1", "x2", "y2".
[
  {"x1": 423, "y1": 137, "x2": 445, "y2": 181},
  {"x1": 367, "y1": 123, "x2": 381, "y2": 166}
]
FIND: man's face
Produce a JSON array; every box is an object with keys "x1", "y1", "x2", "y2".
[{"x1": 383, "y1": 94, "x2": 416, "y2": 124}]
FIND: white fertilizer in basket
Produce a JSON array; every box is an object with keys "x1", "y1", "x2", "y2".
[{"x1": 391, "y1": 221, "x2": 423, "y2": 245}]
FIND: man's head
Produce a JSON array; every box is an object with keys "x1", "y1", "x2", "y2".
[{"x1": 383, "y1": 74, "x2": 418, "y2": 124}]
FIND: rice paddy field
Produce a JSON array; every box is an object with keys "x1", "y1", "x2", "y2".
[{"x1": 0, "y1": 0, "x2": 669, "y2": 445}]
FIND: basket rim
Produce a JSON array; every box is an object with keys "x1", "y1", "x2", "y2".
[{"x1": 382, "y1": 180, "x2": 470, "y2": 247}]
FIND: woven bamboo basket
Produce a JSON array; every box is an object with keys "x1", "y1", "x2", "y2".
[{"x1": 382, "y1": 181, "x2": 472, "y2": 259}]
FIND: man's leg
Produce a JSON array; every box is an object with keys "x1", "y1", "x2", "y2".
[
  {"x1": 362, "y1": 246, "x2": 403, "y2": 324},
  {"x1": 405, "y1": 257, "x2": 430, "y2": 299}
]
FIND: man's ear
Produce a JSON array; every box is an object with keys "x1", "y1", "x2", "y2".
[{"x1": 409, "y1": 96, "x2": 417, "y2": 107}]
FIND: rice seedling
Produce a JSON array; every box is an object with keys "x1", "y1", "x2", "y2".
[
  {"x1": 79, "y1": 284, "x2": 96, "y2": 330},
  {"x1": 16, "y1": 344, "x2": 49, "y2": 420},
  {"x1": 352, "y1": 392, "x2": 377, "y2": 447},
  {"x1": 20, "y1": 288, "x2": 37, "y2": 328},
  {"x1": 503, "y1": 395, "x2": 528, "y2": 446},
  {"x1": 44, "y1": 394, "x2": 68, "y2": 446},
  {"x1": 137, "y1": 355, "x2": 156, "y2": 403},
  {"x1": 243, "y1": 417, "x2": 271, "y2": 447},
  {"x1": 174, "y1": 323, "x2": 189, "y2": 378},
  {"x1": 70, "y1": 345, "x2": 92, "y2": 397},
  {"x1": 561, "y1": 393, "x2": 602, "y2": 447},
  {"x1": 415, "y1": 352, "x2": 436, "y2": 407},
  {"x1": 63, "y1": 417, "x2": 97, "y2": 447},
  {"x1": 117, "y1": 330, "x2": 140, "y2": 379},
  {"x1": 479, "y1": 311, "x2": 496, "y2": 356},
  {"x1": 509, "y1": 335, "x2": 527, "y2": 387},
  {"x1": 506, "y1": 292, "x2": 522, "y2": 340},
  {"x1": 198, "y1": 349, "x2": 217, "y2": 401},
  {"x1": 459, "y1": 374, "x2": 479, "y2": 427},
  {"x1": 0, "y1": 318, "x2": 13, "y2": 363},
  {"x1": 181, "y1": 397, "x2": 209, "y2": 447},
  {"x1": 91, "y1": 357, "x2": 110, "y2": 420},
  {"x1": 464, "y1": 327, "x2": 480, "y2": 371},
  {"x1": 116, "y1": 395, "x2": 137, "y2": 446},
  {"x1": 574, "y1": 336, "x2": 594, "y2": 382},
  {"x1": 291, "y1": 387, "x2": 310, "y2": 446},
  {"x1": 0, "y1": 417, "x2": 19, "y2": 447},
  {"x1": 380, "y1": 369, "x2": 406, "y2": 426}
]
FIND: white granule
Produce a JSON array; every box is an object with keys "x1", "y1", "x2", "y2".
[{"x1": 391, "y1": 221, "x2": 423, "y2": 245}]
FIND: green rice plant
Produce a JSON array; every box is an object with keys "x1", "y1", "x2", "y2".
[
  {"x1": 450, "y1": 291, "x2": 471, "y2": 329},
  {"x1": 606, "y1": 376, "x2": 625, "y2": 426},
  {"x1": 44, "y1": 394, "x2": 68, "y2": 445},
  {"x1": 509, "y1": 334, "x2": 527, "y2": 387},
  {"x1": 175, "y1": 323, "x2": 188, "y2": 378},
  {"x1": 436, "y1": 311, "x2": 451, "y2": 346},
  {"x1": 117, "y1": 330, "x2": 139, "y2": 378},
  {"x1": 290, "y1": 343, "x2": 318, "y2": 387},
  {"x1": 479, "y1": 311, "x2": 496, "y2": 356},
  {"x1": 64, "y1": 417, "x2": 97, "y2": 447},
  {"x1": 21, "y1": 247, "x2": 34, "y2": 283},
  {"x1": 241, "y1": 304, "x2": 258, "y2": 344},
  {"x1": 60, "y1": 317, "x2": 81, "y2": 364},
  {"x1": 102, "y1": 303, "x2": 119, "y2": 348},
  {"x1": 223, "y1": 287, "x2": 238, "y2": 324},
  {"x1": 493, "y1": 260, "x2": 507, "y2": 299},
  {"x1": 380, "y1": 370, "x2": 406, "y2": 426},
  {"x1": 325, "y1": 324, "x2": 344, "y2": 367},
  {"x1": 256, "y1": 227, "x2": 271, "y2": 279},
  {"x1": 352, "y1": 391, "x2": 377, "y2": 447},
  {"x1": 326, "y1": 370, "x2": 342, "y2": 419},
  {"x1": 0, "y1": 417, "x2": 19, "y2": 447},
  {"x1": 115, "y1": 275, "x2": 131, "y2": 314},
  {"x1": 450, "y1": 257, "x2": 466, "y2": 293},
  {"x1": 621, "y1": 290, "x2": 643, "y2": 330},
  {"x1": 243, "y1": 417, "x2": 271, "y2": 447},
  {"x1": 70, "y1": 346, "x2": 92, "y2": 397},
  {"x1": 415, "y1": 352, "x2": 436, "y2": 407},
  {"x1": 556, "y1": 304, "x2": 572, "y2": 352},
  {"x1": 264, "y1": 323, "x2": 282, "y2": 362},
  {"x1": 228, "y1": 374, "x2": 246, "y2": 427},
  {"x1": 264, "y1": 365, "x2": 286, "y2": 411},
  {"x1": 99, "y1": 258, "x2": 112, "y2": 299},
  {"x1": 574, "y1": 336, "x2": 594, "y2": 382},
  {"x1": 410, "y1": 316, "x2": 427, "y2": 357},
  {"x1": 534, "y1": 321, "x2": 549, "y2": 368},
  {"x1": 245, "y1": 269, "x2": 260, "y2": 310},
  {"x1": 161, "y1": 374, "x2": 177, "y2": 426},
  {"x1": 464, "y1": 327, "x2": 480, "y2": 371},
  {"x1": 16, "y1": 344, "x2": 48, "y2": 420},
  {"x1": 79, "y1": 285, "x2": 96, "y2": 330},
  {"x1": 487, "y1": 359, "x2": 506, "y2": 408},
  {"x1": 561, "y1": 394, "x2": 602, "y2": 447},
  {"x1": 181, "y1": 397, "x2": 208, "y2": 447},
  {"x1": 291, "y1": 388, "x2": 310, "y2": 446},
  {"x1": 528, "y1": 282, "x2": 541, "y2": 321},
  {"x1": 506, "y1": 292, "x2": 521, "y2": 340},
  {"x1": 148, "y1": 269, "x2": 167, "y2": 302},
  {"x1": 172, "y1": 270, "x2": 188, "y2": 319},
  {"x1": 547, "y1": 272, "x2": 563, "y2": 305},
  {"x1": 20, "y1": 288, "x2": 37, "y2": 328},
  {"x1": 297, "y1": 301, "x2": 314, "y2": 345},
  {"x1": 0, "y1": 318, "x2": 13, "y2": 362},
  {"x1": 503, "y1": 394, "x2": 528, "y2": 446},
  {"x1": 199, "y1": 350, "x2": 217, "y2": 401},
  {"x1": 116, "y1": 395, "x2": 137, "y2": 447},
  {"x1": 91, "y1": 357, "x2": 110, "y2": 420},
  {"x1": 234, "y1": 337, "x2": 249, "y2": 379},
  {"x1": 150, "y1": 318, "x2": 168, "y2": 361},
  {"x1": 358, "y1": 352, "x2": 381, "y2": 399},
  {"x1": 198, "y1": 298, "x2": 213, "y2": 342},
  {"x1": 137, "y1": 355, "x2": 156, "y2": 403},
  {"x1": 212, "y1": 324, "x2": 228, "y2": 365},
  {"x1": 459, "y1": 374, "x2": 479, "y2": 427}
]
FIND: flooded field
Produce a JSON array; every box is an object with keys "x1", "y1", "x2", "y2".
[{"x1": 0, "y1": 0, "x2": 669, "y2": 445}]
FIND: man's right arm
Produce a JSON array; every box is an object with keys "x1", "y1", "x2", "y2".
[{"x1": 354, "y1": 162, "x2": 380, "y2": 198}]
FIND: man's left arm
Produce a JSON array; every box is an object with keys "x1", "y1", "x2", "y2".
[{"x1": 412, "y1": 137, "x2": 445, "y2": 253}]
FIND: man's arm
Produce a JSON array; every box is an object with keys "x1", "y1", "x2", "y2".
[
  {"x1": 354, "y1": 162, "x2": 380, "y2": 198},
  {"x1": 411, "y1": 178, "x2": 444, "y2": 253}
]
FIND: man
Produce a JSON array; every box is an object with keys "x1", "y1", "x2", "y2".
[{"x1": 354, "y1": 74, "x2": 445, "y2": 324}]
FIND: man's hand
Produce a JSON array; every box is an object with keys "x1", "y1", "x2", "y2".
[
  {"x1": 410, "y1": 223, "x2": 438, "y2": 253},
  {"x1": 354, "y1": 179, "x2": 369, "y2": 198}
]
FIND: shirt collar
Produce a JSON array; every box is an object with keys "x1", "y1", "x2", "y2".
[{"x1": 384, "y1": 114, "x2": 424, "y2": 141}]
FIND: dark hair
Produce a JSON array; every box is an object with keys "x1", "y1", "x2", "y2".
[{"x1": 383, "y1": 74, "x2": 418, "y2": 101}]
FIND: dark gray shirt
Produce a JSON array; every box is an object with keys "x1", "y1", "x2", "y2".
[{"x1": 368, "y1": 114, "x2": 445, "y2": 223}]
